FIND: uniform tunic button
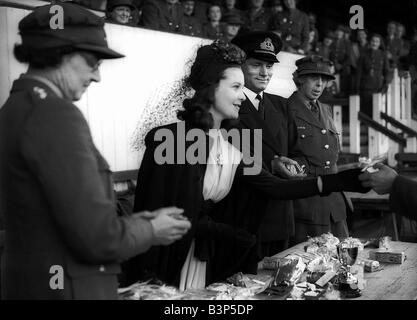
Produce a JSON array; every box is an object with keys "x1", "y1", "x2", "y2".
[
  {"x1": 321, "y1": 129, "x2": 327, "y2": 134},
  {"x1": 99, "y1": 265, "x2": 106, "y2": 272},
  {"x1": 324, "y1": 144, "x2": 330, "y2": 150},
  {"x1": 325, "y1": 161, "x2": 331, "y2": 166},
  {"x1": 301, "y1": 134, "x2": 306, "y2": 139}
]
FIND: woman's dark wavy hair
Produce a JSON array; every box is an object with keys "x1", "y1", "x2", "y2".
[{"x1": 177, "y1": 40, "x2": 246, "y2": 132}]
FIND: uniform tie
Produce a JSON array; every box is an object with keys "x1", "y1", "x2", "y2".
[
  {"x1": 256, "y1": 94, "x2": 265, "y2": 120},
  {"x1": 310, "y1": 101, "x2": 319, "y2": 120}
]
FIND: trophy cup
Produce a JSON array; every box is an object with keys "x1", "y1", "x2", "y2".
[{"x1": 336, "y1": 244, "x2": 362, "y2": 298}]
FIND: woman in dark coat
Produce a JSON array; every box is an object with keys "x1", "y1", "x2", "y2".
[{"x1": 126, "y1": 40, "x2": 369, "y2": 290}]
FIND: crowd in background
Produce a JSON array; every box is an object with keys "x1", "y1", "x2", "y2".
[{"x1": 65, "y1": 0, "x2": 417, "y2": 116}]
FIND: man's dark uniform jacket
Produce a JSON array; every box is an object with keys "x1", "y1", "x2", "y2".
[{"x1": 227, "y1": 91, "x2": 306, "y2": 257}]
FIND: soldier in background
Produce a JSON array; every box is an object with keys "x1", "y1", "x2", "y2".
[
  {"x1": 221, "y1": 0, "x2": 244, "y2": 19},
  {"x1": 396, "y1": 23, "x2": 411, "y2": 71},
  {"x1": 316, "y1": 31, "x2": 335, "y2": 60},
  {"x1": 141, "y1": 0, "x2": 185, "y2": 34},
  {"x1": 287, "y1": 55, "x2": 350, "y2": 244},
  {"x1": 243, "y1": 0, "x2": 273, "y2": 32},
  {"x1": 386, "y1": 21, "x2": 402, "y2": 70},
  {"x1": 106, "y1": 0, "x2": 138, "y2": 26},
  {"x1": 356, "y1": 33, "x2": 390, "y2": 117},
  {"x1": 182, "y1": 0, "x2": 203, "y2": 37},
  {"x1": 269, "y1": 0, "x2": 284, "y2": 15},
  {"x1": 202, "y1": 2, "x2": 224, "y2": 39},
  {"x1": 270, "y1": 0, "x2": 309, "y2": 54},
  {"x1": 351, "y1": 29, "x2": 369, "y2": 96},
  {"x1": 221, "y1": 13, "x2": 244, "y2": 42},
  {"x1": 329, "y1": 25, "x2": 353, "y2": 97}
]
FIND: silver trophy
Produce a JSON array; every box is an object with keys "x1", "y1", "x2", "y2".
[{"x1": 336, "y1": 244, "x2": 362, "y2": 298}]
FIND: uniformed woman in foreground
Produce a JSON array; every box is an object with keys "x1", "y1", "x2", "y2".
[{"x1": 0, "y1": 3, "x2": 191, "y2": 300}]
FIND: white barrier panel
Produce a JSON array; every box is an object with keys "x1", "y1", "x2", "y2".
[
  {"x1": 0, "y1": 6, "x2": 300, "y2": 172},
  {"x1": 349, "y1": 95, "x2": 360, "y2": 154}
]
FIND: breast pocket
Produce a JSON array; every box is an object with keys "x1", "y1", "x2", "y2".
[
  {"x1": 297, "y1": 126, "x2": 315, "y2": 141},
  {"x1": 328, "y1": 128, "x2": 341, "y2": 153}
]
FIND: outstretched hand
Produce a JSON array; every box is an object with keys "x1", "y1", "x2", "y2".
[{"x1": 359, "y1": 163, "x2": 398, "y2": 195}]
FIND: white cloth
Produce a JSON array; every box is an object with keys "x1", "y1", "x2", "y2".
[
  {"x1": 243, "y1": 87, "x2": 263, "y2": 111},
  {"x1": 179, "y1": 129, "x2": 243, "y2": 291}
]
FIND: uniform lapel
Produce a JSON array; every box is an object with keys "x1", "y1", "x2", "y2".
[{"x1": 291, "y1": 93, "x2": 324, "y2": 130}]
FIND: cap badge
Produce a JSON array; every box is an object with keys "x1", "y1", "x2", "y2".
[{"x1": 260, "y1": 38, "x2": 274, "y2": 53}]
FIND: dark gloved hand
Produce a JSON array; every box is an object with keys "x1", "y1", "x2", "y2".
[{"x1": 321, "y1": 168, "x2": 372, "y2": 195}]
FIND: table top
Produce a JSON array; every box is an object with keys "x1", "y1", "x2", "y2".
[{"x1": 258, "y1": 241, "x2": 417, "y2": 300}]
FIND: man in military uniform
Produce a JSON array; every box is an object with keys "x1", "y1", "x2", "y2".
[
  {"x1": 287, "y1": 55, "x2": 350, "y2": 244},
  {"x1": 270, "y1": 0, "x2": 309, "y2": 54},
  {"x1": 0, "y1": 3, "x2": 191, "y2": 300},
  {"x1": 141, "y1": 0, "x2": 185, "y2": 34},
  {"x1": 356, "y1": 34, "x2": 390, "y2": 117},
  {"x1": 243, "y1": 0, "x2": 273, "y2": 32},
  {"x1": 329, "y1": 25, "x2": 353, "y2": 97},
  {"x1": 231, "y1": 31, "x2": 307, "y2": 259},
  {"x1": 181, "y1": 0, "x2": 203, "y2": 37}
]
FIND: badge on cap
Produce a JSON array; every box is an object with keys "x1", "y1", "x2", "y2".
[{"x1": 260, "y1": 38, "x2": 275, "y2": 53}]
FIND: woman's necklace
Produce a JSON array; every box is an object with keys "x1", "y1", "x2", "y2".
[{"x1": 214, "y1": 131, "x2": 223, "y2": 166}]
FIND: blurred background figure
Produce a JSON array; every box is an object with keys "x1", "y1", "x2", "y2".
[
  {"x1": 356, "y1": 33, "x2": 390, "y2": 117},
  {"x1": 316, "y1": 31, "x2": 334, "y2": 60},
  {"x1": 106, "y1": 0, "x2": 138, "y2": 26},
  {"x1": 270, "y1": 0, "x2": 309, "y2": 54},
  {"x1": 386, "y1": 21, "x2": 401, "y2": 72},
  {"x1": 351, "y1": 29, "x2": 369, "y2": 96},
  {"x1": 221, "y1": 0, "x2": 244, "y2": 19},
  {"x1": 202, "y1": 2, "x2": 224, "y2": 39},
  {"x1": 329, "y1": 25, "x2": 353, "y2": 97},
  {"x1": 141, "y1": 0, "x2": 185, "y2": 34},
  {"x1": 221, "y1": 13, "x2": 244, "y2": 41},
  {"x1": 182, "y1": 0, "x2": 203, "y2": 36},
  {"x1": 243, "y1": 0, "x2": 273, "y2": 32},
  {"x1": 269, "y1": 0, "x2": 283, "y2": 14}
]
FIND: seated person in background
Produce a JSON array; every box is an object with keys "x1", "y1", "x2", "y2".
[
  {"x1": 182, "y1": 0, "x2": 203, "y2": 37},
  {"x1": 269, "y1": 0, "x2": 284, "y2": 14},
  {"x1": 220, "y1": 13, "x2": 244, "y2": 42},
  {"x1": 221, "y1": 0, "x2": 244, "y2": 19},
  {"x1": 316, "y1": 31, "x2": 334, "y2": 59},
  {"x1": 243, "y1": 0, "x2": 273, "y2": 33},
  {"x1": 141, "y1": 0, "x2": 185, "y2": 34},
  {"x1": 202, "y1": 3, "x2": 224, "y2": 39},
  {"x1": 359, "y1": 164, "x2": 417, "y2": 221},
  {"x1": 270, "y1": 0, "x2": 309, "y2": 54},
  {"x1": 106, "y1": 0, "x2": 138, "y2": 26},
  {"x1": 356, "y1": 33, "x2": 390, "y2": 117}
]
